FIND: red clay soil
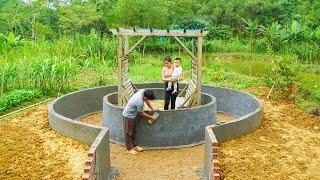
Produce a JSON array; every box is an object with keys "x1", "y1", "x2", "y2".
[
  {"x1": 1, "y1": 96, "x2": 319, "y2": 179},
  {"x1": 81, "y1": 99, "x2": 320, "y2": 179},
  {"x1": 219, "y1": 100, "x2": 320, "y2": 179},
  {"x1": 0, "y1": 105, "x2": 88, "y2": 180}
]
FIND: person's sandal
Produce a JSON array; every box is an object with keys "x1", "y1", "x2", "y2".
[
  {"x1": 128, "y1": 149, "x2": 138, "y2": 155},
  {"x1": 134, "y1": 146, "x2": 144, "y2": 152}
]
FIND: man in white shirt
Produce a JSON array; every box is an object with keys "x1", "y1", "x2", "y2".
[{"x1": 122, "y1": 89, "x2": 159, "y2": 154}]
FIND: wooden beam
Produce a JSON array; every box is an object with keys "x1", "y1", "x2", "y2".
[
  {"x1": 111, "y1": 29, "x2": 209, "y2": 37},
  {"x1": 124, "y1": 35, "x2": 129, "y2": 54},
  {"x1": 117, "y1": 36, "x2": 123, "y2": 106},
  {"x1": 121, "y1": 36, "x2": 147, "y2": 59},
  {"x1": 196, "y1": 36, "x2": 203, "y2": 106},
  {"x1": 172, "y1": 36, "x2": 197, "y2": 60}
]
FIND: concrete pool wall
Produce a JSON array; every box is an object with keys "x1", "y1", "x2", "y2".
[
  {"x1": 103, "y1": 89, "x2": 217, "y2": 149},
  {"x1": 47, "y1": 83, "x2": 263, "y2": 180}
]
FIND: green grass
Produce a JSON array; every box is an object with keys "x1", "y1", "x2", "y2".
[
  {"x1": 220, "y1": 60, "x2": 271, "y2": 77},
  {"x1": 296, "y1": 72, "x2": 320, "y2": 110},
  {"x1": 0, "y1": 89, "x2": 42, "y2": 113}
]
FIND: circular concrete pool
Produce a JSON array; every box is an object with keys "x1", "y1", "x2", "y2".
[
  {"x1": 103, "y1": 88, "x2": 217, "y2": 149},
  {"x1": 48, "y1": 83, "x2": 262, "y2": 149}
]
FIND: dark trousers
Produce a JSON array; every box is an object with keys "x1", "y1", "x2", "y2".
[
  {"x1": 164, "y1": 82, "x2": 178, "y2": 110},
  {"x1": 123, "y1": 117, "x2": 137, "y2": 150}
]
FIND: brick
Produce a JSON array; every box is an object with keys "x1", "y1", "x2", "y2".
[
  {"x1": 212, "y1": 141, "x2": 218, "y2": 147},
  {"x1": 211, "y1": 133, "x2": 218, "y2": 147},
  {"x1": 88, "y1": 148, "x2": 96, "y2": 157},
  {"x1": 212, "y1": 159, "x2": 219, "y2": 168},
  {"x1": 212, "y1": 147, "x2": 218, "y2": 153},
  {"x1": 82, "y1": 173, "x2": 91, "y2": 180},
  {"x1": 84, "y1": 166, "x2": 93, "y2": 173},
  {"x1": 82, "y1": 174, "x2": 96, "y2": 180},
  {"x1": 212, "y1": 152, "x2": 218, "y2": 159},
  {"x1": 85, "y1": 157, "x2": 95, "y2": 166},
  {"x1": 213, "y1": 166, "x2": 220, "y2": 173},
  {"x1": 213, "y1": 173, "x2": 220, "y2": 180}
]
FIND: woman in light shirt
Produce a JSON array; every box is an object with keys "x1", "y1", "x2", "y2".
[{"x1": 162, "y1": 56, "x2": 179, "y2": 110}]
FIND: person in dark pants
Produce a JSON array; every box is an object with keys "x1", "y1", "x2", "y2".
[
  {"x1": 162, "y1": 56, "x2": 179, "y2": 110},
  {"x1": 122, "y1": 89, "x2": 158, "y2": 154}
]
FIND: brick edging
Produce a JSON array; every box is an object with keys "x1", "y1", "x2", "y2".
[
  {"x1": 207, "y1": 128, "x2": 220, "y2": 180},
  {"x1": 82, "y1": 148, "x2": 97, "y2": 180}
]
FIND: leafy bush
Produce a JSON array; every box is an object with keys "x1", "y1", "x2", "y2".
[
  {"x1": 173, "y1": 17, "x2": 208, "y2": 29},
  {"x1": 264, "y1": 56, "x2": 297, "y2": 98},
  {"x1": 0, "y1": 89, "x2": 42, "y2": 112},
  {"x1": 204, "y1": 38, "x2": 250, "y2": 53},
  {"x1": 208, "y1": 25, "x2": 233, "y2": 40}
]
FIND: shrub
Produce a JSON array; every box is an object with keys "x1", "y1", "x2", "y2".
[
  {"x1": 208, "y1": 25, "x2": 233, "y2": 40},
  {"x1": 0, "y1": 89, "x2": 42, "y2": 112}
]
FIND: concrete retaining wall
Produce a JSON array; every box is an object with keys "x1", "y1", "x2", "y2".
[
  {"x1": 103, "y1": 88, "x2": 217, "y2": 148},
  {"x1": 48, "y1": 83, "x2": 262, "y2": 179},
  {"x1": 82, "y1": 128, "x2": 110, "y2": 180},
  {"x1": 48, "y1": 99, "x2": 112, "y2": 180},
  {"x1": 203, "y1": 85, "x2": 262, "y2": 180}
]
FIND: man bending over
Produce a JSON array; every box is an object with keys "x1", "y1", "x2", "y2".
[{"x1": 122, "y1": 89, "x2": 158, "y2": 154}]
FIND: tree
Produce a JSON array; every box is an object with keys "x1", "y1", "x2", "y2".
[
  {"x1": 242, "y1": 18, "x2": 261, "y2": 53},
  {"x1": 58, "y1": 2, "x2": 102, "y2": 34}
]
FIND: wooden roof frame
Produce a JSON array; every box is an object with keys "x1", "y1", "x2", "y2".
[
  {"x1": 111, "y1": 28, "x2": 208, "y2": 108},
  {"x1": 111, "y1": 28, "x2": 208, "y2": 37}
]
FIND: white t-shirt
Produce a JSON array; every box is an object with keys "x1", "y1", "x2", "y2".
[
  {"x1": 122, "y1": 89, "x2": 145, "y2": 119},
  {"x1": 172, "y1": 66, "x2": 182, "y2": 78}
]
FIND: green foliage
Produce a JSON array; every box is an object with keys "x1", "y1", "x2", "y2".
[
  {"x1": 58, "y1": 2, "x2": 102, "y2": 34},
  {"x1": 173, "y1": 17, "x2": 208, "y2": 29},
  {"x1": 265, "y1": 56, "x2": 298, "y2": 98},
  {"x1": 207, "y1": 25, "x2": 233, "y2": 40},
  {"x1": 204, "y1": 38, "x2": 249, "y2": 53},
  {"x1": 0, "y1": 89, "x2": 42, "y2": 112},
  {"x1": 242, "y1": 18, "x2": 262, "y2": 52},
  {"x1": 260, "y1": 21, "x2": 285, "y2": 53}
]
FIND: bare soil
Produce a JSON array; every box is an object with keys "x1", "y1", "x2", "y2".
[
  {"x1": 219, "y1": 100, "x2": 320, "y2": 179},
  {"x1": 217, "y1": 112, "x2": 234, "y2": 122},
  {"x1": 0, "y1": 105, "x2": 88, "y2": 180},
  {"x1": 80, "y1": 112, "x2": 103, "y2": 126},
  {"x1": 1, "y1": 96, "x2": 319, "y2": 179}
]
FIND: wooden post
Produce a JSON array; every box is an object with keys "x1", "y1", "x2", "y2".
[
  {"x1": 196, "y1": 36, "x2": 203, "y2": 106},
  {"x1": 117, "y1": 36, "x2": 123, "y2": 106},
  {"x1": 124, "y1": 35, "x2": 129, "y2": 54}
]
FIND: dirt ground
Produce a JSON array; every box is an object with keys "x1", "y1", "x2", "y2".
[
  {"x1": 219, "y1": 100, "x2": 320, "y2": 179},
  {"x1": 1, "y1": 96, "x2": 319, "y2": 179},
  {"x1": 0, "y1": 105, "x2": 88, "y2": 180},
  {"x1": 81, "y1": 99, "x2": 320, "y2": 179}
]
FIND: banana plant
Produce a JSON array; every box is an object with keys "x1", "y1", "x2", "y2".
[
  {"x1": 0, "y1": 32, "x2": 25, "y2": 47},
  {"x1": 260, "y1": 21, "x2": 286, "y2": 53},
  {"x1": 242, "y1": 18, "x2": 261, "y2": 53},
  {"x1": 284, "y1": 20, "x2": 306, "y2": 43}
]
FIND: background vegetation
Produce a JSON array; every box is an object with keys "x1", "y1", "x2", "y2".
[{"x1": 0, "y1": 0, "x2": 319, "y2": 115}]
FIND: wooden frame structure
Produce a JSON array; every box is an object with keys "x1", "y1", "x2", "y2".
[{"x1": 111, "y1": 28, "x2": 208, "y2": 108}]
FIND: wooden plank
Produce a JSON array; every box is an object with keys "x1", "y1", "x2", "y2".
[
  {"x1": 123, "y1": 79, "x2": 131, "y2": 88},
  {"x1": 117, "y1": 36, "x2": 123, "y2": 106},
  {"x1": 172, "y1": 36, "x2": 197, "y2": 60},
  {"x1": 128, "y1": 88, "x2": 135, "y2": 97},
  {"x1": 121, "y1": 73, "x2": 129, "y2": 79},
  {"x1": 177, "y1": 84, "x2": 188, "y2": 97},
  {"x1": 111, "y1": 29, "x2": 209, "y2": 37},
  {"x1": 191, "y1": 73, "x2": 197, "y2": 81},
  {"x1": 196, "y1": 36, "x2": 203, "y2": 106}
]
